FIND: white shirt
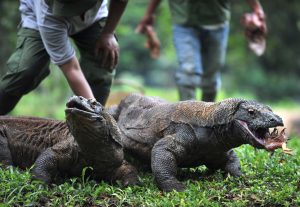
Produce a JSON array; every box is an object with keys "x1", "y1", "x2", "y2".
[{"x1": 19, "y1": 0, "x2": 108, "y2": 65}]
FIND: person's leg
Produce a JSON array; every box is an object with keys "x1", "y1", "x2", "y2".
[
  {"x1": 0, "y1": 28, "x2": 50, "y2": 115},
  {"x1": 71, "y1": 19, "x2": 114, "y2": 105},
  {"x1": 200, "y1": 24, "x2": 229, "y2": 102},
  {"x1": 172, "y1": 24, "x2": 202, "y2": 101},
  {"x1": 177, "y1": 86, "x2": 196, "y2": 101}
]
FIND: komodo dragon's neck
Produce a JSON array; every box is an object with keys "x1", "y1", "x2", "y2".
[
  {"x1": 171, "y1": 101, "x2": 245, "y2": 151},
  {"x1": 211, "y1": 123, "x2": 246, "y2": 151}
]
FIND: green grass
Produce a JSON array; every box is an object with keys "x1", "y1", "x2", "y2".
[{"x1": 1, "y1": 138, "x2": 299, "y2": 206}]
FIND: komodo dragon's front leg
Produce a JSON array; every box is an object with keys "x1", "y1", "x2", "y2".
[
  {"x1": 0, "y1": 127, "x2": 13, "y2": 166},
  {"x1": 151, "y1": 123, "x2": 199, "y2": 192},
  {"x1": 222, "y1": 150, "x2": 242, "y2": 177},
  {"x1": 31, "y1": 139, "x2": 77, "y2": 183},
  {"x1": 151, "y1": 135, "x2": 187, "y2": 192}
]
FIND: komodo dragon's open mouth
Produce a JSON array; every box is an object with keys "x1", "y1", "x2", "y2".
[
  {"x1": 237, "y1": 120, "x2": 288, "y2": 151},
  {"x1": 65, "y1": 96, "x2": 102, "y2": 116}
]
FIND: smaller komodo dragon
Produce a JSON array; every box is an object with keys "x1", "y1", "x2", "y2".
[
  {"x1": 109, "y1": 94, "x2": 285, "y2": 192},
  {"x1": 0, "y1": 96, "x2": 138, "y2": 186}
]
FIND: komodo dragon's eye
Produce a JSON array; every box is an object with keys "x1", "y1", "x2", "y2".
[{"x1": 248, "y1": 108, "x2": 255, "y2": 115}]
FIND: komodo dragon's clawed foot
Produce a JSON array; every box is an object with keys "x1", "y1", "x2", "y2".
[
  {"x1": 113, "y1": 161, "x2": 140, "y2": 187},
  {"x1": 157, "y1": 179, "x2": 186, "y2": 192}
]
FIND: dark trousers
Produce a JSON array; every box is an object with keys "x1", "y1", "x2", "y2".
[{"x1": 0, "y1": 19, "x2": 114, "y2": 115}]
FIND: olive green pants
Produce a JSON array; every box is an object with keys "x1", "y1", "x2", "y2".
[{"x1": 0, "y1": 19, "x2": 114, "y2": 115}]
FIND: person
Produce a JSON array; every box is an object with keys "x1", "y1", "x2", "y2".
[
  {"x1": 0, "y1": 0, "x2": 128, "y2": 115},
  {"x1": 136, "y1": 0, "x2": 267, "y2": 102}
]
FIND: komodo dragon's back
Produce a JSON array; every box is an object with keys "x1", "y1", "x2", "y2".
[{"x1": 0, "y1": 116, "x2": 71, "y2": 169}]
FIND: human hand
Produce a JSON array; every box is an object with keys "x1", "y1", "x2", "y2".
[
  {"x1": 241, "y1": 12, "x2": 267, "y2": 38},
  {"x1": 241, "y1": 12, "x2": 267, "y2": 56},
  {"x1": 254, "y1": 10, "x2": 267, "y2": 36},
  {"x1": 95, "y1": 33, "x2": 119, "y2": 70},
  {"x1": 135, "y1": 15, "x2": 160, "y2": 59},
  {"x1": 135, "y1": 14, "x2": 155, "y2": 34},
  {"x1": 143, "y1": 25, "x2": 160, "y2": 59}
]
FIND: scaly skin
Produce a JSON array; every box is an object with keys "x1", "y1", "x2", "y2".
[
  {"x1": 65, "y1": 96, "x2": 138, "y2": 185},
  {"x1": 0, "y1": 96, "x2": 138, "y2": 186},
  {"x1": 109, "y1": 94, "x2": 284, "y2": 192}
]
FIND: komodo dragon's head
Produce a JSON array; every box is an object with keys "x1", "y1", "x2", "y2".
[
  {"x1": 231, "y1": 100, "x2": 284, "y2": 150},
  {"x1": 65, "y1": 96, "x2": 106, "y2": 144},
  {"x1": 65, "y1": 96, "x2": 122, "y2": 152},
  {"x1": 65, "y1": 96, "x2": 102, "y2": 116}
]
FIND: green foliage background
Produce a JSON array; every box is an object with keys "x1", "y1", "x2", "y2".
[
  {"x1": 1, "y1": 0, "x2": 300, "y2": 112},
  {"x1": 115, "y1": 1, "x2": 300, "y2": 101}
]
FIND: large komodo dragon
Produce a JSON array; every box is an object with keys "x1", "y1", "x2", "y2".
[
  {"x1": 0, "y1": 96, "x2": 138, "y2": 186},
  {"x1": 109, "y1": 94, "x2": 285, "y2": 192}
]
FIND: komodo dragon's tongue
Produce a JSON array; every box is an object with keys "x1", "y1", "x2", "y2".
[{"x1": 264, "y1": 128, "x2": 293, "y2": 155}]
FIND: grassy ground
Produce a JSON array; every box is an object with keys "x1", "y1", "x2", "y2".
[
  {"x1": 2, "y1": 85, "x2": 300, "y2": 206},
  {"x1": 0, "y1": 139, "x2": 299, "y2": 207}
]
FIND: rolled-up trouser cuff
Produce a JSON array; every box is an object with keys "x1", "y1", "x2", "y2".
[
  {"x1": 177, "y1": 85, "x2": 196, "y2": 101},
  {"x1": 201, "y1": 74, "x2": 221, "y2": 93},
  {"x1": 175, "y1": 71, "x2": 221, "y2": 93},
  {"x1": 175, "y1": 71, "x2": 201, "y2": 88}
]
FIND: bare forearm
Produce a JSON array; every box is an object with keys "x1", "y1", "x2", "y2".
[
  {"x1": 63, "y1": 70, "x2": 94, "y2": 99},
  {"x1": 136, "y1": 0, "x2": 162, "y2": 32},
  {"x1": 144, "y1": 0, "x2": 162, "y2": 17},
  {"x1": 101, "y1": 0, "x2": 128, "y2": 34},
  {"x1": 60, "y1": 57, "x2": 94, "y2": 99}
]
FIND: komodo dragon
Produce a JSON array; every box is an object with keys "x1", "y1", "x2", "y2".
[
  {"x1": 0, "y1": 96, "x2": 138, "y2": 186},
  {"x1": 109, "y1": 94, "x2": 285, "y2": 192}
]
